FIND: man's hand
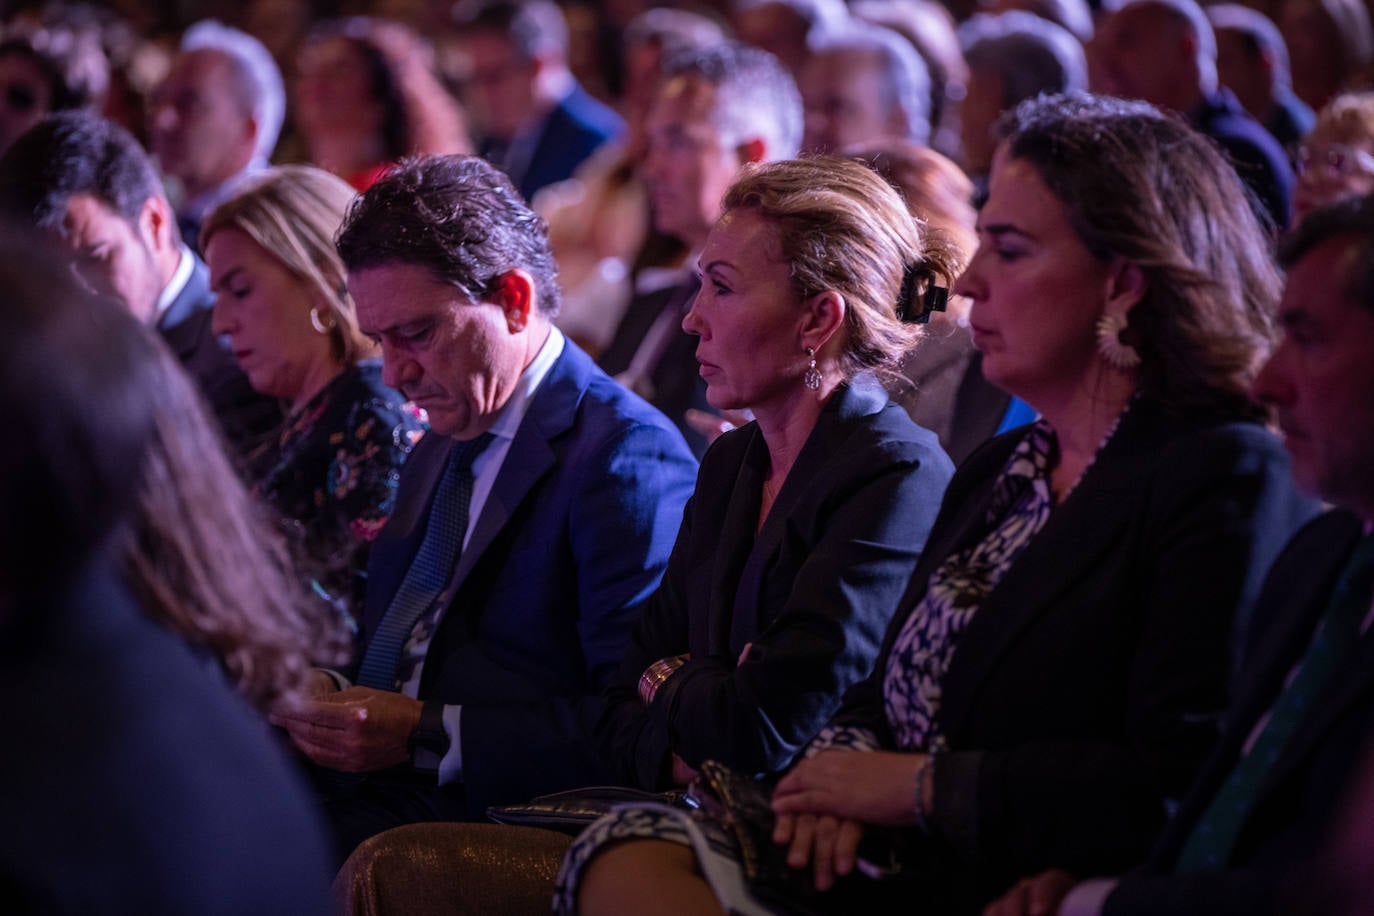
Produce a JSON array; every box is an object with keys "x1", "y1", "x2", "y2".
[
  {"x1": 270, "y1": 687, "x2": 423, "y2": 773},
  {"x1": 772, "y1": 750, "x2": 927, "y2": 826},
  {"x1": 983, "y1": 869, "x2": 1078, "y2": 916}
]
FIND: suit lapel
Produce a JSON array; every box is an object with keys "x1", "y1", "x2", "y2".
[
  {"x1": 725, "y1": 384, "x2": 887, "y2": 649},
  {"x1": 157, "y1": 255, "x2": 213, "y2": 360},
  {"x1": 710, "y1": 427, "x2": 766, "y2": 651},
  {"x1": 444, "y1": 344, "x2": 584, "y2": 597},
  {"x1": 1249, "y1": 519, "x2": 1371, "y2": 797},
  {"x1": 449, "y1": 428, "x2": 556, "y2": 590}
]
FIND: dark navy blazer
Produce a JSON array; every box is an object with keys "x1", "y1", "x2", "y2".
[
  {"x1": 360, "y1": 340, "x2": 697, "y2": 816},
  {"x1": 484, "y1": 84, "x2": 625, "y2": 203},
  {"x1": 1105, "y1": 511, "x2": 1374, "y2": 916}
]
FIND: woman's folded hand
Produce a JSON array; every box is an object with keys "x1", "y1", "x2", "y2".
[{"x1": 771, "y1": 749, "x2": 928, "y2": 827}]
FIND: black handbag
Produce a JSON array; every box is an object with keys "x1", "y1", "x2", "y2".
[
  {"x1": 687, "y1": 761, "x2": 825, "y2": 913},
  {"x1": 486, "y1": 785, "x2": 687, "y2": 835}
]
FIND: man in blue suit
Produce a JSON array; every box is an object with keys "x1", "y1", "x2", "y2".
[
  {"x1": 454, "y1": 0, "x2": 624, "y2": 203},
  {"x1": 271, "y1": 154, "x2": 697, "y2": 860}
]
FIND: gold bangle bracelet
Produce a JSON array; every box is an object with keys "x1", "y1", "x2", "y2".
[{"x1": 638, "y1": 653, "x2": 690, "y2": 704}]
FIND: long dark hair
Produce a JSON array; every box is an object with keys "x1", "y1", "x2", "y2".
[{"x1": 119, "y1": 340, "x2": 348, "y2": 712}]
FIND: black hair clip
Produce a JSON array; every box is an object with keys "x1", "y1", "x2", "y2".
[
  {"x1": 920, "y1": 284, "x2": 949, "y2": 322},
  {"x1": 897, "y1": 263, "x2": 949, "y2": 324}
]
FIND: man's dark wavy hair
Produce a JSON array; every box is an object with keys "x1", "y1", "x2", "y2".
[{"x1": 335, "y1": 154, "x2": 560, "y2": 315}]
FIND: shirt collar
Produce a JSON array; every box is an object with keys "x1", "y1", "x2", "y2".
[
  {"x1": 155, "y1": 244, "x2": 196, "y2": 322},
  {"x1": 486, "y1": 325, "x2": 565, "y2": 442}
]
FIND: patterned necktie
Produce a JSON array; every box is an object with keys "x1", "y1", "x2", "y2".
[
  {"x1": 354, "y1": 433, "x2": 495, "y2": 691},
  {"x1": 1174, "y1": 533, "x2": 1374, "y2": 872}
]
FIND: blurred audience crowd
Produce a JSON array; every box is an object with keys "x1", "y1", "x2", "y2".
[{"x1": 3, "y1": 0, "x2": 1374, "y2": 914}]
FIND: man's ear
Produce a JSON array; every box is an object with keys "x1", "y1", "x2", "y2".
[
  {"x1": 139, "y1": 194, "x2": 177, "y2": 257},
  {"x1": 737, "y1": 136, "x2": 767, "y2": 165},
  {"x1": 493, "y1": 269, "x2": 536, "y2": 332},
  {"x1": 799, "y1": 289, "x2": 846, "y2": 355}
]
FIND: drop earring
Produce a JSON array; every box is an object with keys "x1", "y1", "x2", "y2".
[
  {"x1": 803, "y1": 346, "x2": 821, "y2": 390},
  {"x1": 1095, "y1": 313, "x2": 1140, "y2": 370}
]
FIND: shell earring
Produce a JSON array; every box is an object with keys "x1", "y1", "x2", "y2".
[
  {"x1": 309, "y1": 307, "x2": 332, "y2": 336},
  {"x1": 1095, "y1": 313, "x2": 1140, "y2": 370},
  {"x1": 803, "y1": 346, "x2": 822, "y2": 391}
]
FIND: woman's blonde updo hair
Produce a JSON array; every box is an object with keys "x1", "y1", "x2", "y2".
[
  {"x1": 201, "y1": 165, "x2": 373, "y2": 366},
  {"x1": 720, "y1": 156, "x2": 959, "y2": 382}
]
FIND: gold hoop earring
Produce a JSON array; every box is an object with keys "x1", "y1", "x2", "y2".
[{"x1": 1095, "y1": 314, "x2": 1140, "y2": 370}]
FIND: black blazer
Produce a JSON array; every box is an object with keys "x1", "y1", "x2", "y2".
[
  {"x1": 596, "y1": 381, "x2": 954, "y2": 789},
  {"x1": 828, "y1": 401, "x2": 1316, "y2": 910},
  {"x1": 1104, "y1": 511, "x2": 1374, "y2": 916},
  {"x1": 157, "y1": 255, "x2": 281, "y2": 459}
]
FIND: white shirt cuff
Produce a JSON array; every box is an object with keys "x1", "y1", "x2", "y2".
[
  {"x1": 318, "y1": 668, "x2": 351, "y2": 691},
  {"x1": 437, "y1": 704, "x2": 463, "y2": 785}
]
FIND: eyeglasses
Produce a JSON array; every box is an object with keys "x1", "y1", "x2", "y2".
[{"x1": 1296, "y1": 143, "x2": 1374, "y2": 179}]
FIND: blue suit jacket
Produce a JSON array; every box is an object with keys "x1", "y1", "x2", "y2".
[
  {"x1": 157, "y1": 254, "x2": 281, "y2": 459},
  {"x1": 1191, "y1": 89, "x2": 1294, "y2": 231},
  {"x1": 360, "y1": 341, "x2": 696, "y2": 816},
  {"x1": 485, "y1": 84, "x2": 625, "y2": 203}
]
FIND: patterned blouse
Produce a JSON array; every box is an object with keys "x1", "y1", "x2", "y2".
[
  {"x1": 249, "y1": 359, "x2": 425, "y2": 620},
  {"x1": 810, "y1": 419, "x2": 1062, "y2": 755}
]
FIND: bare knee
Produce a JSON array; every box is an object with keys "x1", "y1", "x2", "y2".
[{"x1": 577, "y1": 840, "x2": 723, "y2": 916}]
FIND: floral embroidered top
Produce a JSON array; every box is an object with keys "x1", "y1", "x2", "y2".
[{"x1": 249, "y1": 359, "x2": 425, "y2": 619}]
